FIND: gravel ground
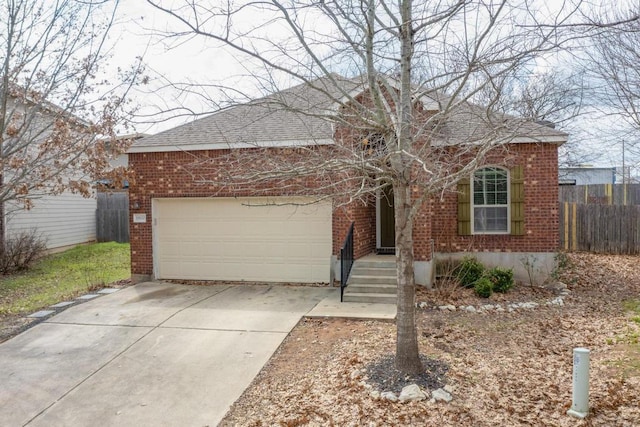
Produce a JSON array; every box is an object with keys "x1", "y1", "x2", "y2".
[{"x1": 221, "y1": 253, "x2": 640, "y2": 426}]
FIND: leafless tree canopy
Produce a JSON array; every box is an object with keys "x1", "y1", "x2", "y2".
[
  {"x1": 584, "y1": 5, "x2": 640, "y2": 173},
  {"x1": 145, "y1": 0, "x2": 635, "y2": 373},
  {"x1": 0, "y1": 0, "x2": 142, "y2": 210}
]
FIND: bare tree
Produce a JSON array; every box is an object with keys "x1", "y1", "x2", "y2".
[
  {"x1": 582, "y1": 5, "x2": 640, "y2": 173},
  {"x1": 488, "y1": 69, "x2": 600, "y2": 167},
  {"x1": 0, "y1": 0, "x2": 142, "y2": 227},
  {"x1": 494, "y1": 72, "x2": 584, "y2": 127},
  {"x1": 146, "y1": 0, "x2": 587, "y2": 374}
]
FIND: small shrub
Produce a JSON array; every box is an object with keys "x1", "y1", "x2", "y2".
[
  {"x1": 455, "y1": 257, "x2": 485, "y2": 288},
  {"x1": 474, "y1": 277, "x2": 493, "y2": 298},
  {"x1": 433, "y1": 276, "x2": 465, "y2": 300},
  {"x1": 550, "y1": 252, "x2": 570, "y2": 281},
  {"x1": 435, "y1": 258, "x2": 460, "y2": 277},
  {"x1": 486, "y1": 267, "x2": 514, "y2": 293},
  {"x1": 0, "y1": 230, "x2": 47, "y2": 274}
]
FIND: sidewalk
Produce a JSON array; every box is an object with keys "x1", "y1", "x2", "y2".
[{"x1": 306, "y1": 288, "x2": 396, "y2": 320}]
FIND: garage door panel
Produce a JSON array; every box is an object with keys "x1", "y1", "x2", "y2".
[
  {"x1": 198, "y1": 243, "x2": 222, "y2": 257},
  {"x1": 154, "y1": 198, "x2": 331, "y2": 283},
  {"x1": 160, "y1": 261, "x2": 182, "y2": 277},
  {"x1": 160, "y1": 244, "x2": 182, "y2": 257},
  {"x1": 178, "y1": 222, "x2": 205, "y2": 237},
  {"x1": 178, "y1": 242, "x2": 204, "y2": 257}
]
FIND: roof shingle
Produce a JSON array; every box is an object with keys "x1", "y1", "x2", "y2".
[{"x1": 129, "y1": 75, "x2": 567, "y2": 153}]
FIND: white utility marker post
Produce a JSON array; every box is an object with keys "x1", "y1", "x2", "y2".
[{"x1": 567, "y1": 347, "x2": 590, "y2": 419}]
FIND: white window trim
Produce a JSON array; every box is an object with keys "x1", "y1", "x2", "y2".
[{"x1": 471, "y1": 166, "x2": 511, "y2": 235}]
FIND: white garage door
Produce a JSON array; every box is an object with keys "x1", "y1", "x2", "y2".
[{"x1": 153, "y1": 197, "x2": 332, "y2": 283}]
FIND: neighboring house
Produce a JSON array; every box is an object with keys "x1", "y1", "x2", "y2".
[
  {"x1": 128, "y1": 76, "x2": 567, "y2": 285},
  {"x1": 615, "y1": 167, "x2": 640, "y2": 184},
  {"x1": 559, "y1": 166, "x2": 616, "y2": 185},
  {"x1": 97, "y1": 133, "x2": 148, "y2": 191},
  {"x1": 2, "y1": 93, "x2": 97, "y2": 251},
  {"x1": 4, "y1": 193, "x2": 96, "y2": 251}
]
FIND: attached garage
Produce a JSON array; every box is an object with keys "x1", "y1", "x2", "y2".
[{"x1": 152, "y1": 197, "x2": 332, "y2": 283}]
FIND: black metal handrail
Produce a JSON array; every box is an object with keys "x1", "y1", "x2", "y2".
[{"x1": 340, "y1": 221, "x2": 355, "y2": 302}]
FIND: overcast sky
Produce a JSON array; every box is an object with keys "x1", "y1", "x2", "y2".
[
  {"x1": 108, "y1": 1, "x2": 637, "y2": 172},
  {"x1": 112, "y1": 1, "x2": 290, "y2": 134}
]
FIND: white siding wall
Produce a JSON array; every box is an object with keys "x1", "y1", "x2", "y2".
[
  {"x1": 5, "y1": 192, "x2": 96, "y2": 249},
  {"x1": 110, "y1": 153, "x2": 128, "y2": 168}
]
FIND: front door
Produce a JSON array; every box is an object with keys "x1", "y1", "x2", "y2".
[{"x1": 378, "y1": 185, "x2": 395, "y2": 253}]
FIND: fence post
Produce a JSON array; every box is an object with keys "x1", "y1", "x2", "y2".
[{"x1": 571, "y1": 203, "x2": 577, "y2": 251}]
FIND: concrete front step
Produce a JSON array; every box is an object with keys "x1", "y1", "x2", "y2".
[
  {"x1": 342, "y1": 292, "x2": 397, "y2": 304},
  {"x1": 346, "y1": 283, "x2": 397, "y2": 294},
  {"x1": 350, "y1": 267, "x2": 397, "y2": 277},
  {"x1": 352, "y1": 259, "x2": 396, "y2": 269},
  {"x1": 349, "y1": 275, "x2": 397, "y2": 285},
  {"x1": 342, "y1": 255, "x2": 398, "y2": 304}
]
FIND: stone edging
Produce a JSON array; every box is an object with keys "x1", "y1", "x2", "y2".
[
  {"x1": 357, "y1": 377, "x2": 454, "y2": 404},
  {"x1": 417, "y1": 289, "x2": 570, "y2": 313}
]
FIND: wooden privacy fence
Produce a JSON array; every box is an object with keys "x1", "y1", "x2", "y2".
[
  {"x1": 96, "y1": 192, "x2": 129, "y2": 243},
  {"x1": 559, "y1": 202, "x2": 640, "y2": 254},
  {"x1": 559, "y1": 184, "x2": 640, "y2": 205}
]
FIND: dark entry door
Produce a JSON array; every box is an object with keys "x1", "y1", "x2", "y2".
[{"x1": 379, "y1": 185, "x2": 395, "y2": 250}]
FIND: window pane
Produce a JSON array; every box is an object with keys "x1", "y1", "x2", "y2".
[
  {"x1": 473, "y1": 167, "x2": 509, "y2": 233},
  {"x1": 473, "y1": 177, "x2": 485, "y2": 204},
  {"x1": 474, "y1": 207, "x2": 508, "y2": 232}
]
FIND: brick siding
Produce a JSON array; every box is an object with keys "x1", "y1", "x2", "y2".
[
  {"x1": 129, "y1": 142, "x2": 559, "y2": 277},
  {"x1": 432, "y1": 143, "x2": 559, "y2": 253}
]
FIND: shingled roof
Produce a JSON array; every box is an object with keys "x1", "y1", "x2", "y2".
[
  {"x1": 129, "y1": 75, "x2": 363, "y2": 153},
  {"x1": 129, "y1": 75, "x2": 567, "y2": 153},
  {"x1": 431, "y1": 96, "x2": 568, "y2": 145}
]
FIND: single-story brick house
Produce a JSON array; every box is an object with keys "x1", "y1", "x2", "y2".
[{"x1": 128, "y1": 76, "x2": 566, "y2": 286}]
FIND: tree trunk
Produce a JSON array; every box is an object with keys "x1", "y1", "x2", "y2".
[
  {"x1": 393, "y1": 179, "x2": 423, "y2": 374},
  {"x1": 0, "y1": 174, "x2": 4, "y2": 248},
  {"x1": 393, "y1": 0, "x2": 422, "y2": 375}
]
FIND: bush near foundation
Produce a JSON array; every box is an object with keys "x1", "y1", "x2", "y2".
[
  {"x1": 455, "y1": 256, "x2": 485, "y2": 288},
  {"x1": 485, "y1": 267, "x2": 514, "y2": 293},
  {"x1": 474, "y1": 277, "x2": 494, "y2": 298}
]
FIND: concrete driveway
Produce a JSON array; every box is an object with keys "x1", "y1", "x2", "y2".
[{"x1": 0, "y1": 282, "x2": 333, "y2": 426}]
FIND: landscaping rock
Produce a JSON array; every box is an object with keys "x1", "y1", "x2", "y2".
[
  {"x1": 76, "y1": 294, "x2": 100, "y2": 300},
  {"x1": 519, "y1": 302, "x2": 539, "y2": 309},
  {"x1": 398, "y1": 384, "x2": 428, "y2": 402},
  {"x1": 547, "y1": 297, "x2": 564, "y2": 306},
  {"x1": 27, "y1": 310, "x2": 54, "y2": 318},
  {"x1": 370, "y1": 390, "x2": 380, "y2": 400},
  {"x1": 381, "y1": 391, "x2": 398, "y2": 402},
  {"x1": 546, "y1": 281, "x2": 568, "y2": 294},
  {"x1": 439, "y1": 305, "x2": 456, "y2": 311},
  {"x1": 359, "y1": 381, "x2": 372, "y2": 390},
  {"x1": 432, "y1": 388, "x2": 453, "y2": 403}
]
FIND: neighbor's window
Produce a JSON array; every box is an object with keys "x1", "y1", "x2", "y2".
[{"x1": 472, "y1": 167, "x2": 509, "y2": 233}]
